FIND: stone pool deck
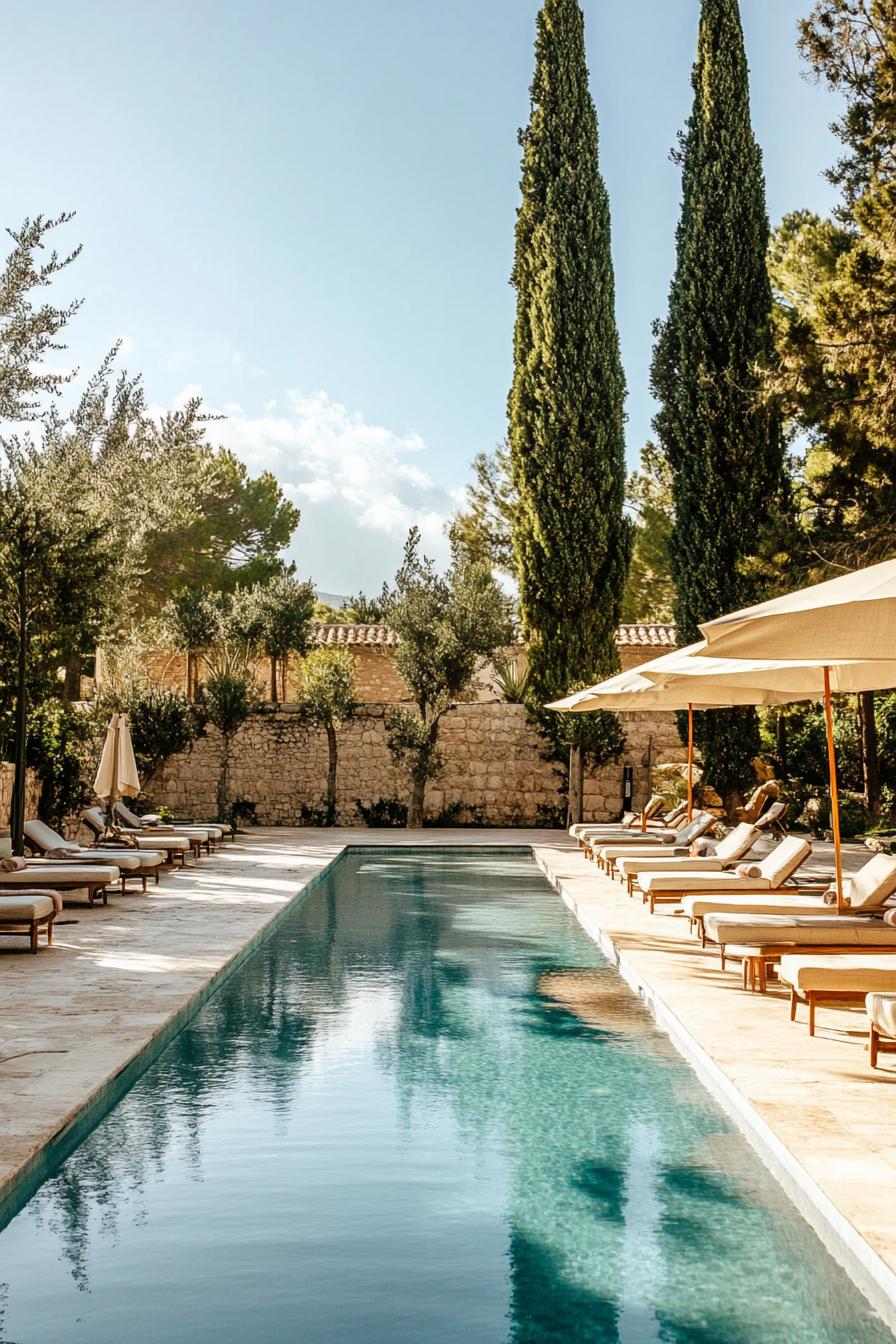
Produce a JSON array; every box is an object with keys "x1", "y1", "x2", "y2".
[{"x1": 1, "y1": 827, "x2": 895, "y2": 1329}]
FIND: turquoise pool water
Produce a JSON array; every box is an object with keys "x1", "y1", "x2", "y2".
[{"x1": 0, "y1": 850, "x2": 891, "y2": 1343}]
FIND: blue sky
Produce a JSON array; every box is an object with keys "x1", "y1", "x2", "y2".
[{"x1": 6, "y1": 1, "x2": 841, "y2": 595}]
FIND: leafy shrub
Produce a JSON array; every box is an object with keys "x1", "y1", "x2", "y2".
[
  {"x1": 357, "y1": 798, "x2": 408, "y2": 828},
  {"x1": 298, "y1": 802, "x2": 330, "y2": 826},
  {"x1": 424, "y1": 802, "x2": 487, "y2": 828},
  {"x1": 229, "y1": 798, "x2": 257, "y2": 827},
  {"x1": 535, "y1": 802, "x2": 566, "y2": 829},
  {"x1": 126, "y1": 688, "x2": 198, "y2": 780},
  {"x1": 26, "y1": 700, "x2": 88, "y2": 824}
]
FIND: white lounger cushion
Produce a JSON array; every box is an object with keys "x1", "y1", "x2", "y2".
[
  {"x1": 703, "y1": 913, "x2": 896, "y2": 948},
  {"x1": 617, "y1": 855, "x2": 727, "y2": 879},
  {"x1": 779, "y1": 954, "x2": 896, "y2": 993},
  {"x1": 682, "y1": 893, "x2": 829, "y2": 920},
  {"x1": 866, "y1": 994, "x2": 896, "y2": 1039},
  {"x1": 1, "y1": 864, "x2": 119, "y2": 884},
  {"x1": 841, "y1": 855, "x2": 896, "y2": 912},
  {"x1": 616, "y1": 823, "x2": 760, "y2": 880},
  {"x1": 0, "y1": 893, "x2": 56, "y2": 921},
  {"x1": 602, "y1": 842, "x2": 688, "y2": 863},
  {"x1": 641, "y1": 836, "x2": 811, "y2": 896}
]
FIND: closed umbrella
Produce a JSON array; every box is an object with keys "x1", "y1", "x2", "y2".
[
  {"x1": 642, "y1": 643, "x2": 896, "y2": 912},
  {"x1": 546, "y1": 656, "x2": 798, "y2": 825},
  {"x1": 93, "y1": 712, "x2": 141, "y2": 823}
]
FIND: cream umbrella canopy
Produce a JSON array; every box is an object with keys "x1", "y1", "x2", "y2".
[
  {"x1": 93, "y1": 713, "x2": 141, "y2": 817},
  {"x1": 546, "y1": 660, "x2": 800, "y2": 826},
  {"x1": 641, "y1": 643, "x2": 896, "y2": 912},
  {"x1": 698, "y1": 557, "x2": 896, "y2": 663}
]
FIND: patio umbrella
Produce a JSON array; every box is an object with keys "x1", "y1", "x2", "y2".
[
  {"x1": 698, "y1": 557, "x2": 896, "y2": 663},
  {"x1": 546, "y1": 660, "x2": 798, "y2": 825},
  {"x1": 642, "y1": 643, "x2": 896, "y2": 912},
  {"x1": 93, "y1": 712, "x2": 141, "y2": 822}
]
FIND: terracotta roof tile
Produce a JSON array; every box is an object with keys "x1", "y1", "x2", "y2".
[
  {"x1": 309, "y1": 623, "x2": 399, "y2": 648},
  {"x1": 615, "y1": 623, "x2": 677, "y2": 647},
  {"x1": 310, "y1": 622, "x2": 677, "y2": 649}
]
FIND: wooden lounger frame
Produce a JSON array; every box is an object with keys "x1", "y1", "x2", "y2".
[
  {"x1": 789, "y1": 985, "x2": 870, "y2": 1037},
  {"x1": 715, "y1": 943, "x2": 895, "y2": 994},
  {"x1": 0, "y1": 908, "x2": 55, "y2": 953},
  {"x1": 869, "y1": 1022, "x2": 896, "y2": 1068}
]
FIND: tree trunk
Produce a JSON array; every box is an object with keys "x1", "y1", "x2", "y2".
[
  {"x1": 281, "y1": 655, "x2": 289, "y2": 703},
  {"x1": 62, "y1": 660, "x2": 81, "y2": 701},
  {"x1": 407, "y1": 776, "x2": 426, "y2": 829},
  {"x1": 859, "y1": 691, "x2": 881, "y2": 815},
  {"x1": 217, "y1": 734, "x2": 230, "y2": 821},
  {"x1": 11, "y1": 555, "x2": 27, "y2": 856},
  {"x1": 776, "y1": 709, "x2": 787, "y2": 775},
  {"x1": 270, "y1": 655, "x2": 278, "y2": 703},
  {"x1": 187, "y1": 650, "x2": 196, "y2": 701},
  {"x1": 326, "y1": 722, "x2": 338, "y2": 825},
  {"x1": 567, "y1": 744, "x2": 584, "y2": 827}
]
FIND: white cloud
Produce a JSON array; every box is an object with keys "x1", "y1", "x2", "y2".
[{"x1": 206, "y1": 388, "x2": 458, "y2": 592}]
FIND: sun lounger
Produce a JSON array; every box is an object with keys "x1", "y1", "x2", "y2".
[
  {"x1": 779, "y1": 953, "x2": 896, "y2": 1035},
  {"x1": 616, "y1": 823, "x2": 760, "y2": 893},
  {"x1": 752, "y1": 800, "x2": 790, "y2": 838},
  {"x1": 716, "y1": 941, "x2": 895, "y2": 993},
  {"x1": 113, "y1": 802, "x2": 213, "y2": 855},
  {"x1": 866, "y1": 994, "x2": 896, "y2": 1068},
  {"x1": 570, "y1": 796, "x2": 666, "y2": 841},
  {"x1": 638, "y1": 836, "x2": 812, "y2": 914},
  {"x1": 24, "y1": 819, "x2": 164, "y2": 891},
  {"x1": 592, "y1": 812, "x2": 714, "y2": 871},
  {"x1": 82, "y1": 808, "x2": 191, "y2": 865},
  {"x1": 0, "y1": 862, "x2": 118, "y2": 906},
  {"x1": 684, "y1": 852, "x2": 896, "y2": 939},
  {"x1": 0, "y1": 890, "x2": 58, "y2": 952}
]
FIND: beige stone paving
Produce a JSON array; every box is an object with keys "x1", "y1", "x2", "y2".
[
  {"x1": 2, "y1": 825, "x2": 896, "y2": 1322},
  {"x1": 533, "y1": 840, "x2": 896, "y2": 1316}
]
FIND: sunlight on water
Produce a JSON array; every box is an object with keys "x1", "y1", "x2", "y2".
[{"x1": 0, "y1": 851, "x2": 891, "y2": 1343}]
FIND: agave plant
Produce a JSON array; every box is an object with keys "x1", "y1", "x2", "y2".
[{"x1": 492, "y1": 652, "x2": 530, "y2": 704}]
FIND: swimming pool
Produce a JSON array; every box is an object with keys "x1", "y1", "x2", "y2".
[{"x1": 0, "y1": 850, "x2": 891, "y2": 1342}]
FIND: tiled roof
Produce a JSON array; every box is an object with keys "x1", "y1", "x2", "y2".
[
  {"x1": 309, "y1": 623, "x2": 399, "y2": 647},
  {"x1": 310, "y1": 622, "x2": 677, "y2": 649},
  {"x1": 616, "y1": 623, "x2": 677, "y2": 647}
]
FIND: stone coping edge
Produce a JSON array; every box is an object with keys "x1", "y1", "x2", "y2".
[
  {"x1": 533, "y1": 848, "x2": 896, "y2": 1336},
  {"x1": 0, "y1": 846, "x2": 353, "y2": 1232}
]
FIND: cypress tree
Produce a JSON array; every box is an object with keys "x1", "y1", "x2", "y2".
[
  {"x1": 650, "y1": 0, "x2": 783, "y2": 808},
  {"x1": 509, "y1": 0, "x2": 631, "y2": 808}
]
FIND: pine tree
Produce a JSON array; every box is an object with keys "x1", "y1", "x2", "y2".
[
  {"x1": 508, "y1": 0, "x2": 631, "y2": 805},
  {"x1": 650, "y1": 0, "x2": 784, "y2": 809}
]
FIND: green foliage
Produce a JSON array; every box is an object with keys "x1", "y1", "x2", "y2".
[
  {"x1": 343, "y1": 592, "x2": 385, "y2": 624},
  {"x1": 163, "y1": 590, "x2": 222, "y2": 658},
  {"x1": 125, "y1": 688, "x2": 198, "y2": 781},
  {"x1": 380, "y1": 528, "x2": 513, "y2": 825},
  {"x1": 622, "y1": 443, "x2": 676, "y2": 623},
  {"x1": 492, "y1": 651, "x2": 530, "y2": 704},
  {"x1": 26, "y1": 699, "x2": 88, "y2": 824},
  {"x1": 650, "y1": 0, "x2": 784, "y2": 805},
  {"x1": 356, "y1": 797, "x2": 408, "y2": 828},
  {"x1": 0, "y1": 213, "x2": 81, "y2": 420},
  {"x1": 203, "y1": 661, "x2": 255, "y2": 741},
  {"x1": 232, "y1": 574, "x2": 316, "y2": 660},
  {"x1": 448, "y1": 442, "x2": 517, "y2": 578},
  {"x1": 509, "y1": 0, "x2": 631, "y2": 735},
  {"x1": 300, "y1": 647, "x2": 355, "y2": 729}
]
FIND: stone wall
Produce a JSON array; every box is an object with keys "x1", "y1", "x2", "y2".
[
  {"x1": 0, "y1": 764, "x2": 41, "y2": 832},
  {"x1": 148, "y1": 701, "x2": 685, "y2": 828}
]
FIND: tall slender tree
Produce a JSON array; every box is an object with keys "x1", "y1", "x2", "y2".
[
  {"x1": 650, "y1": 0, "x2": 784, "y2": 809},
  {"x1": 508, "y1": 0, "x2": 631, "y2": 818}
]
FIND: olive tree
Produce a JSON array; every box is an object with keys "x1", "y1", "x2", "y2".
[
  {"x1": 203, "y1": 647, "x2": 256, "y2": 820},
  {"x1": 380, "y1": 529, "x2": 513, "y2": 828},
  {"x1": 299, "y1": 646, "x2": 355, "y2": 824},
  {"x1": 230, "y1": 574, "x2": 316, "y2": 701}
]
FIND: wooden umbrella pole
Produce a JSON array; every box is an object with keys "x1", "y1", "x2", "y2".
[
  {"x1": 823, "y1": 668, "x2": 847, "y2": 912},
  {"x1": 693, "y1": 709, "x2": 698, "y2": 822}
]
